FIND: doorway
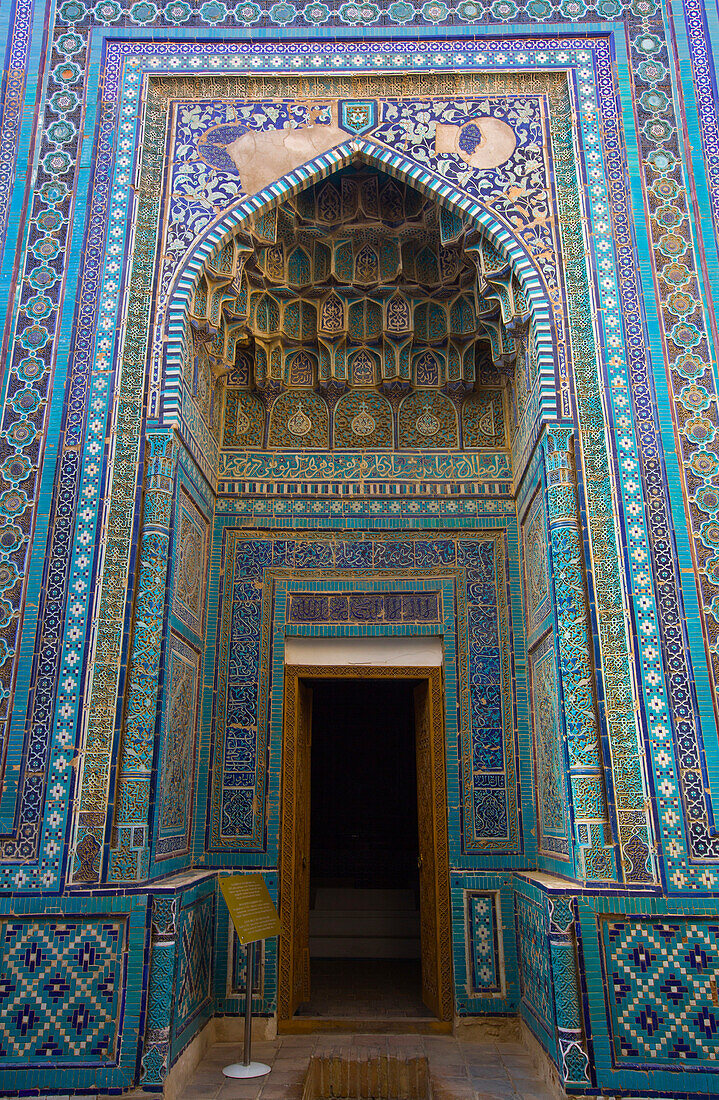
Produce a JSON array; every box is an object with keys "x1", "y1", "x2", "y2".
[
  {"x1": 278, "y1": 666, "x2": 453, "y2": 1027},
  {"x1": 306, "y1": 678, "x2": 423, "y2": 1017}
]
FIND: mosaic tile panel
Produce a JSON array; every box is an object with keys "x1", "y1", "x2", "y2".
[
  {"x1": 0, "y1": 917, "x2": 125, "y2": 1063},
  {"x1": 465, "y1": 890, "x2": 502, "y2": 996},
  {"x1": 543, "y1": 428, "x2": 617, "y2": 882},
  {"x1": 286, "y1": 591, "x2": 441, "y2": 625},
  {"x1": 213, "y1": 530, "x2": 515, "y2": 856},
  {"x1": 602, "y1": 917, "x2": 719, "y2": 1069},
  {"x1": 217, "y1": 450, "x2": 512, "y2": 489},
  {"x1": 268, "y1": 392, "x2": 329, "y2": 449},
  {"x1": 172, "y1": 890, "x2": 214, "y2": 1057},
  {"x1": 107, "y1": 431, "x2": 176, "y2": 883},
  {"x1": 156, "y1": 636, "x2": 200, "y2": 861},
  {"x1": 223, "y1": 390, "x2": 265, "y2": 449},
  {"x1": 333, "y1": 392, "x2": 393, "y2": 450},
  {"x1": 171, "y1": 490, "x2": 209, "y2": 638},
  {"x1": 462, "y1": 390, "x2": 507, "y2": 450},
  {"x1": 23, "y1": 0, "x2": 645, "y2": 32},
  {"x1": 547, "y1": 900, "x2": 590, "y2": 1088},
  {"x1": 141, "y1": 895, "x2": 177, "y2": 1086},
  {"x1": 515, "y1": 893, "x2": 554, "y2": 1053},
  {"x1": 451, "y1": 873, "x2": 518, "y2": 1017},
  {"x1": 521, "y1": 485, "x2": 550, "y2": 637},
  {"x1": 529, "y1": 634, "x2": 570, "y2": 860},
  {"x1": 398, "y1": 390, "x2": 458, "y2": 449}
]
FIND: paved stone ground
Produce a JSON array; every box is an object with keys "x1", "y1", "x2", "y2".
[{"x1": 168, "y1": 1036, "x2": 557, "y2": 1100}]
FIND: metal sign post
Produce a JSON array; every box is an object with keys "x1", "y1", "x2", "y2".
[
  {"x1": 222, "y1": 939, "x2": 271, "y2": 1079},
  {"x1": 219, "y1": 874, "x2": 281, "y2": 1081}
]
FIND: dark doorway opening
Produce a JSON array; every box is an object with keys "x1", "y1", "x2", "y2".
[{"x1": 299, "y1": 677, "x2": 430, "y2": 1018}]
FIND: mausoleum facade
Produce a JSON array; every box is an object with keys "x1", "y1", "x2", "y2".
[{"x1": 0, "y1": 2, "x2": 718, "y2": 1097}]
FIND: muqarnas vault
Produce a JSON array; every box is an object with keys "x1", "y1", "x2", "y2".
[{"x1": 0, "y1": 0, "x2": 719, "y2": 1096}]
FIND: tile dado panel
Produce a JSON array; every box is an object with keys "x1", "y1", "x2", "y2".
[
  {"x1": 601, "y1": 917, "x2": 719, "y2": 1069},
  {"x1": 210, "y1": 528, "x2": 518, "y2": 862},
  {"x1": 576, "y1": 892, "x2": 719, "y2": 1097},
  {"x1": 0, "y1": 896, "x2": 147, "y2": 1092},
  {"x1": 0, "y1": 919, "x2": 126, "y2": 1062}
]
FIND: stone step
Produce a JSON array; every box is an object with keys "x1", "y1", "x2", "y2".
[
  {"x1": 310, "y1": 911, "x2": 420, "y2": 937},
  {"x1": 309, "y1": 935, "x2": 421, "y2": 958},
  {"x1": 313, "y1": 887, "x2": 416, "y2": 911}
]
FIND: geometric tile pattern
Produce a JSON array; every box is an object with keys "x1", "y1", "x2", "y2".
[
  {"x1": 466, "y1": 891, "x2": 501, "y2": 995},
  {"x1": 515, "y1": 895, "x2": 553, "y2": 1048},
  {"x1": 173, "y1": 893, "x2": 214, "y2": 1051},
  {"x1": 603, "y1": 919, "x2": 719, "y2": 1068},
  {"x1": 0, "y1": 919, "x2": 124, "y2": 1063}
]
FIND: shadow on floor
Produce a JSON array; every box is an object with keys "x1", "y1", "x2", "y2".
[{"x1": 138, "y1": 1034, "x2": 559, "y2": 1100}]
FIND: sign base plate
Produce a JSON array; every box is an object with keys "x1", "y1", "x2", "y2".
[{"x1": 223, "y1": 1062, "x2": 271, "y2": 1079}]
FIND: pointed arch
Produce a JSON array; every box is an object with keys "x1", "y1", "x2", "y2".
[{"x1": 164, "y1": 139, "x2": 557, "y2": 424}]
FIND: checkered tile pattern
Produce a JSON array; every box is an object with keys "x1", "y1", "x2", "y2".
[
  {"x1": 467, "y1": 892, "x2": 500, "y2": 994},
  {"x1": 603, "y1": 919, "x2": 719, "y2": 1066},
  {"x1": 0, "y1": 919, "x2": 124, "y2": 1062}
]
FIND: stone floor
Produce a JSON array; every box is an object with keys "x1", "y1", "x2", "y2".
[{"x1": 166, "y1": 1035, "x2": 557, "y2": 1100}]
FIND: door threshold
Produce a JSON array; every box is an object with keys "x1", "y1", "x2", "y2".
[{"x1": 279, "y1": 1018, "x2": 452, "y2": 1035}]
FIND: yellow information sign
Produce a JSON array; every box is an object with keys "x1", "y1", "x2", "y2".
[{"x1": 219, "y1": 874, "x2": 281, "y2": 945}]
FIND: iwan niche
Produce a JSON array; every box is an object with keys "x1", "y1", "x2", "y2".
[{"x1": 181, "y1": 166, "x2": 533, "y2": 462}]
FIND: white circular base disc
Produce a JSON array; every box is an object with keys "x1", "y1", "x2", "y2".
[{"x1": 223, "y1": 1062, "x2": 271, "y2": 1079}]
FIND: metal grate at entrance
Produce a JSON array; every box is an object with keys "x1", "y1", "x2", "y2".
[{"x1": 301, "y1": 1050, "x2": 431, "y2": 1100}]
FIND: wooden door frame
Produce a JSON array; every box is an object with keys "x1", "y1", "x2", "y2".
[{"x1": 277, "y1": 664, "x2": 453, "y2": 1024}]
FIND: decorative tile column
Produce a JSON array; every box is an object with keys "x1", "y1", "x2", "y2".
[
  {"x1": 140, "y1": 896, "x2": 177, "y2": 1088},
  {"x1": 547, "y1": 895, "x2": 591, "y2": 1091},
  {"x1": 544, "y1": 426, "x2": 618, "y2": 881},
  {"x1": 109, "y1": 429, "x2": 176, "y2": 882}
]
